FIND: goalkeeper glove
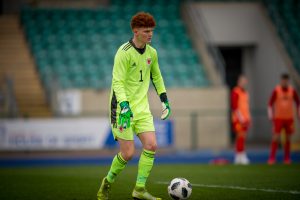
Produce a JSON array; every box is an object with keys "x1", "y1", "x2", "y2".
[
  {"x1": 160, "y1": 93, "x2": 171, "y2": 120},
  {"x1": 118, "y1": 101, "x2": 133, "y2": 131}
]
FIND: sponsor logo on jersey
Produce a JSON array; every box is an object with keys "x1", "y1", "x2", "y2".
[
  {"x1": 131, "y1": 62, "x2": 136, "y2": 67},
  {"x1": 146, "y1": 58, "x2": 151, "y2": 66}
]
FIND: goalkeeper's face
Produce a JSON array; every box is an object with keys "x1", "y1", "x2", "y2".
[{"x1": 134, "y1": 27, "x2": 154, "y2": 44}]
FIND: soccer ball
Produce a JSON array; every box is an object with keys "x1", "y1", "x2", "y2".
[{"x1": 168, "y1": 178, "x2": 192, "y2": 200}]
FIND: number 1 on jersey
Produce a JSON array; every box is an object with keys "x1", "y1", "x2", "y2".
[{"x1": 139, "y1": 70, "x2": 143, "y2": 82}]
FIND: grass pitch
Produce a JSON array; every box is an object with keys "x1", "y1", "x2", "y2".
[{"x1": 0, "y1": 164, "x2": 299, "y2": 200}]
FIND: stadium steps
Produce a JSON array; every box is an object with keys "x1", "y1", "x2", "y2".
[
  {"x1": 0, "y1": 15, "x2": 52, "y2": 117},
  {"x1": 182, "y1": 2, "x2": 223, "y2": 86}
]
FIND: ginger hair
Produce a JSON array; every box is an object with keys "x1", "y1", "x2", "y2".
[{"x1": 131, "y1": 12, "x2": 156, "y2": 29}]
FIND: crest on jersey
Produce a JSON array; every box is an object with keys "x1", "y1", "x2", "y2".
[{"x1": 146, "y1": 58, "x2": 152, "y2": 66}]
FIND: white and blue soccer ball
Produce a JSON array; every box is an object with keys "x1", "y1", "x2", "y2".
[{"x1": 168, "y1": 178, "x2": 192, "y2": 200}]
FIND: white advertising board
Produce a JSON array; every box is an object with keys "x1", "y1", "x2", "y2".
[
  {"x1": 0, "y1": 118, "x2": 110, "y2": 150},
  {"x1": 0, "y1": 118, "x2": 173, "y2": 151}
]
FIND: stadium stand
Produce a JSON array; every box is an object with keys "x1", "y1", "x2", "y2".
[
  {"x1": 21, "y1": 0, "x2": 209, "y2": 90},
  {"x1": 0, "y1": 15, "x2": 51, "y2": 117},
  {"x1": 193, "y1": 0, "x2": 300, "y2": 77},
  {"x1": 264, "y1": 0, "x2": 300, "y2": 74}
]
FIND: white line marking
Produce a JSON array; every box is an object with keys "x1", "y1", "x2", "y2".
[{"x1": 157, "y1": 181, "x2": 300, "y2": 195}]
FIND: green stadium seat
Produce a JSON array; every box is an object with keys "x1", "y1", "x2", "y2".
[{"x1": 21, "y1": 0, "x2": 209, "y2": 89}]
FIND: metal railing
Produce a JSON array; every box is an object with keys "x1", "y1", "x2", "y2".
[{"x1": 0, "y1": 75, "x2": 19, "y2": 118}]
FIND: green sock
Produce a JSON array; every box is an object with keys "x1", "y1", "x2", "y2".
[
  {"x1": 136, "y1": 149, "x2": 155, "y2": 188},
  {"x1": 106, "y1": 152, "x2": 127, "y2": 183}
]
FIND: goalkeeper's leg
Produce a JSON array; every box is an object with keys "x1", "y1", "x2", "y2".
[
  {"x1": 132, "y1": 132, "x2": 161, "y2": 200},
  {"x1": 97, "y1": 139, "x2": 135, "y2": 200}
]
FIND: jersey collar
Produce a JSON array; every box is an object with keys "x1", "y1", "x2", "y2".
[{"x1": 129, "y1": 39, "x2": 146, "y2": 55}]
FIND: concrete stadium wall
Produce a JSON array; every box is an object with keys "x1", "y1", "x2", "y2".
[
  {"x1": 80, "y1": 87, "x2": 229, "y2": 150},
  {"x1": 196, "y1": 2, "x2": 300, "y2": 142}
]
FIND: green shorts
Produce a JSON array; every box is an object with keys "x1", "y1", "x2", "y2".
[{"x1": 111, "y1": 115, "x2": 155, "y2": 141}]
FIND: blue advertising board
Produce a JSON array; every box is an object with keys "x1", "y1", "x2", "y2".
[{"x1": 104, "y1": 119, "x2": 173, "y2": 148}]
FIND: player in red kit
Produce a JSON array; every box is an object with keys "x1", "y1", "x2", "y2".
[
  {"x1": 268, "y1": 73, "x2": 300, "y2": 165},
  {"x1": 231, "y1": 75, "x2": 251, "y2": 165}
]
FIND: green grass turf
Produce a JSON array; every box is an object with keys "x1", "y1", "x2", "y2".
[{"x1": 0, "y1": 164, "x2": 299, "y2": 200}]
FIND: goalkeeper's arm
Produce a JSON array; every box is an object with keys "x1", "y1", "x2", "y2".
[
  {"x1": 112, "y1": 50, "x2": 128, "y2": 103},
  {"x1": 150, "y1": 50, "x2": 171, "y2": 120},
  {"x1": 112, "y1": 49, "x2": 134, "y2": 129}
]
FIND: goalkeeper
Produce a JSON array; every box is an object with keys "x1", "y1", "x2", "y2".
[{"x1": 97, "y1": 12, "x2": 171, "y2": 200}]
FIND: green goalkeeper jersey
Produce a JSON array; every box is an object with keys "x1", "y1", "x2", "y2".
[{"x1": 109, "y1": 40, "x2": 166, "y2": 125}]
